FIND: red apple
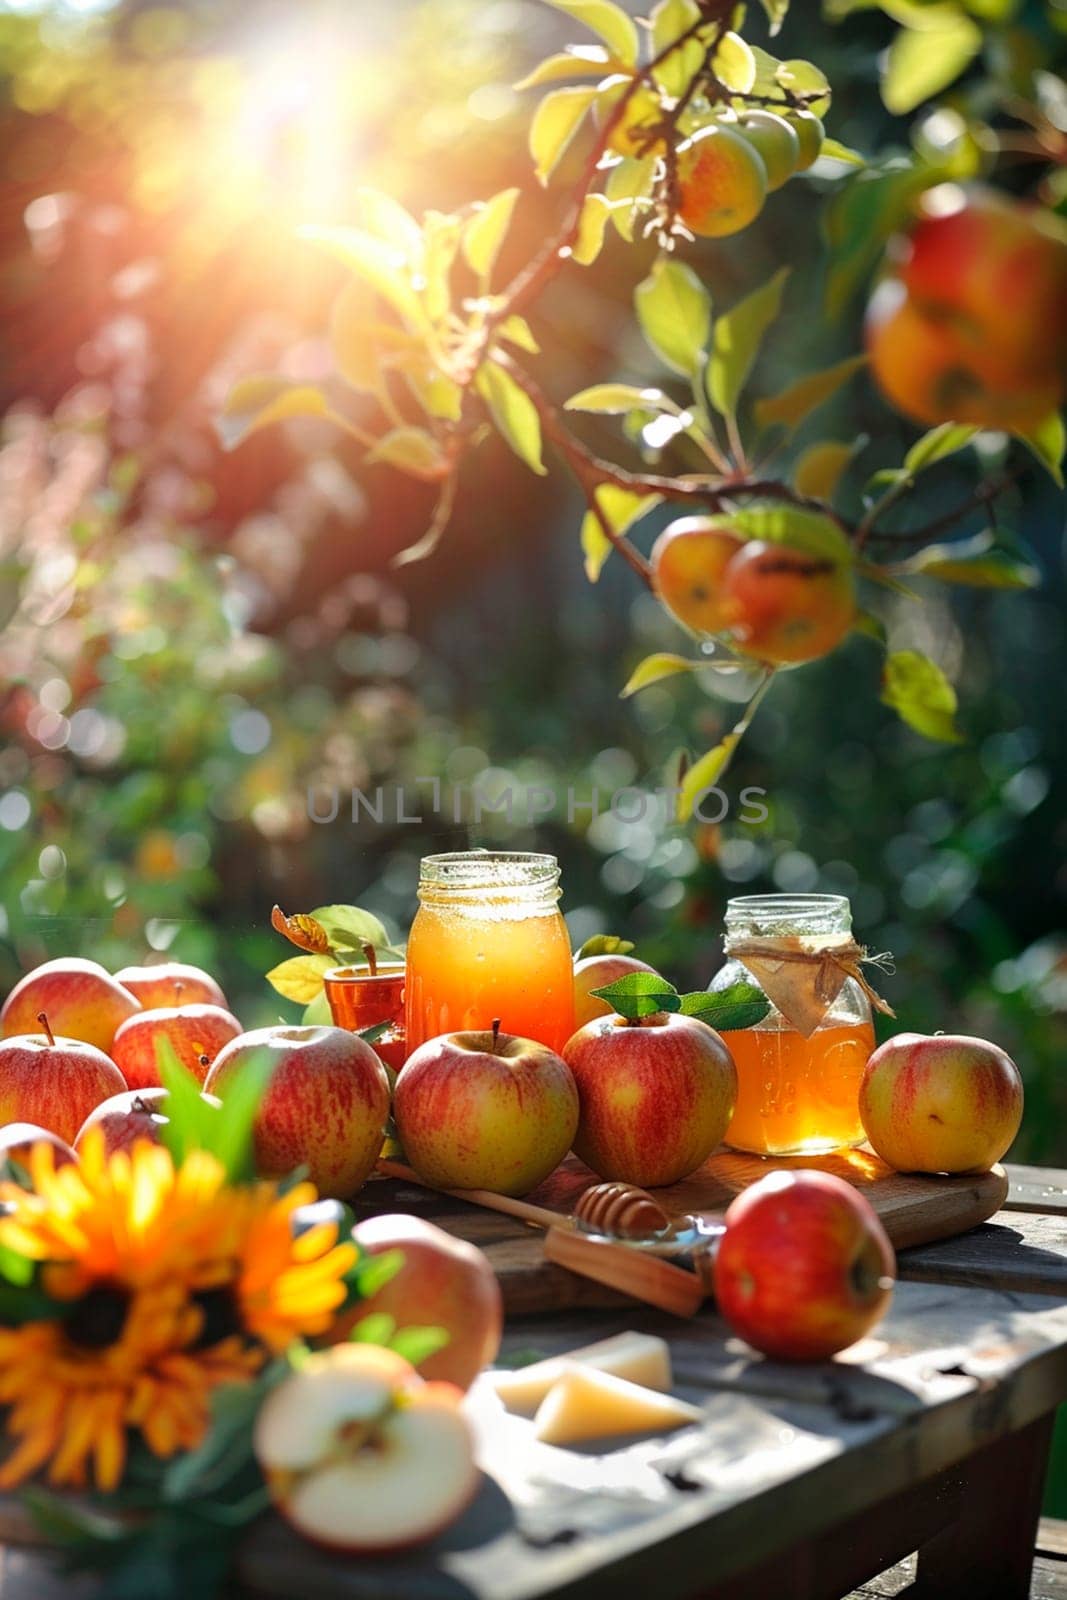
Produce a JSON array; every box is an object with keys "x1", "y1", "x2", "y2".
[
  {"x1": 0, "y1": 1022, "x2": 127, "y2": 1144},
  {"x1": 1, "y1": 959, "x2": 140, "y2": 1053},
  {"x1": 74, "y1": 1086, "x2": 223, "y2": 1157},
  {"x1": 111, "y1": 1003, "x2": 243, "y2": 1090},
  {"x1": 336, "y1": 1214, "x2": 502, "y2": 1390},
  {"x1": 714, "y1": 1169, "x2": 896, "y2": 1361},
  {"x1": 254, "y1": 1344, "x2": 478, "y2": 1553},
  {"x1": 0, "y1": 1122, "x2": 77, "y2": 1179},
  {"x1": 859, "y1": 1032, "x2": 1023, "y2": 1175},
  {"x1": 572, "y1": 954, "x2": 657, "y2": 1034},
  {"x1": 393, "y1": 1025, "x2": 579, "y2": 1197},
  {"x1": 204, "y1": 1024, "x2": 390, "y2": 1198},
  {"x1": 114, "y1": 960, "x2": 229, "y2": 1011},
  {"x1": 562, "y1": 1012, "x2": 736, "y2": 1187}
]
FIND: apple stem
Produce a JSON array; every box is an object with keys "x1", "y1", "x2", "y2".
[
  {"x1": 36, "y1": 1012, "x2": 56, "y2": 1048},
  {"x1": 362, "y1": 941, "x2": 378, "y2": 977},
  {"x1": 174, "y1": 980, "x2": 184, "y2": 1000},
  {"x1": 491, "y1": 1017, "x2": 501, "y2": 1051}
]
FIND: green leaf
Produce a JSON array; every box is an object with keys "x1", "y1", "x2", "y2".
[
  {"x1": 620, "y1": 653, "x2": 707, "y2": 696},
  {"x1": 1015, "y1": 412, "x2": 1065, "y2": 487},
  {"x1": 903, "y1": 422, "x2": 979, "y2": 475},
  {"x1": 678, "y1": 735, "x2": 740, "y2": 822},
  {"x1": 680, "y1": 982, "x2": 771, "y2": 1031},
  {"x1": 529, "y1": 85, "x2": 597, "y2": 183},
  {"x1": 463, "y1": 188, "x2": 520, "y2": 280},
  {"x1": 757, "y1": 0, "x2": 790, "y2": 34},
  {"x1": 357, "y1": 188, "x2": 424, "y2": 265},
  {"x1": 216, "y1": 377, "x2": 331, "y2": 451},
  {"x1": 573, "y1": 193, "x2": 613, "y2": 265},
  {"x1": 650, "y1": 0, "x2": 703, "y2": 95},
  {"x1": 580, "y1": 486, "x2": 661, "y2": 581},
  {"x1": 515, "y1": 46, "x2": 612, "y2": 90},
  {"x1": 823, "y1": 163, "x2": 931, "y2": 318},
  {"x1": 299, "y1": 225, "x2": 427, "y2": 329},
  {"x1": 775, "y1": 58, "x2": 832, "y2": 117},
  {"x1": 351, "y1": 1248, "x2": 405, "y2": 1301},
  {"x1": 707, "y1": 269, "x2": 790, "y2": 422},
  {"x1": 755, "y1": 354, "x2": 868, "y2": 436},
  {"x1": 725, "y1": 504, "x2": 853, "y2": 563},
  {"x1": 881, "y1": 649, "x2": 963, "y2": 743},
  {"x1": 311, "y1": 904, "x2": 393, "y2": 955},
  {"x1": 366, "y1": 427, "x2": 449, "y2": 481},
  {"x1": 476, "y1": 361, "x2": 547, "y2": 475},
  {"x1": 389, "y1": 1325, "x2": 451, "y2": 1366},
  {"x1": 565, "y1": 384, "x2": 673, "y2": 414},
  {"x1": 793, "y1": 440, "x2": 859, "y2": 500},
  {"x1": 350, "y1": 1311, "x2": 396, "y2": 1345},
  {"x1": 541, "y1": 0, "x2": 639, "y2": 67},
  {"x1": 265, "y1": 953, "x2": 336, "y2": 1003},
  {"x1": 604, "y1": 156, "x2": 657, "y2": 239},
  {"x1": 421, "y1": 210, "x2": 461, "y2": 322},
  {"x1": 899, "y1": 531, "x2": 1041, "y2": 590},
  {"x1": 496, "y1": 315, "x2": 541, "y2": 354},
  {"x1": 635, "y1": 259, "x2": 712, "y2": 379},
  {"x1": 576, "y1": 934, "x2": 636, "y2": 958},
  {"x1": 820, "y1": 138, "x2": 866, "y2": 167},
  {"x1": 883, "y1": 14, "x2": 983, "y2": 115},
  {"x1": 712, "y1": 32, "x2": 756, "y2": 94},
  {"x1": 590, "y1": 972, "x2": 682, "y2": 1020}
]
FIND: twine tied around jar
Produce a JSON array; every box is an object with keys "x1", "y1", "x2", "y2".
[{"x1": 726, "y1": 936, "x2": 897, "y2": 1037}]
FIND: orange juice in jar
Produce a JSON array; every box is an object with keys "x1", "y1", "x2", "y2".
[
  {"x1": 713, "y1": 894, "x2": 875, "y2": 1157},
  {"x1": 405, "y1": 852, "x2": 575, "y2": 1056}
]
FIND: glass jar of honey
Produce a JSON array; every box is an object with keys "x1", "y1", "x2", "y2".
[
  {"x1": 712, "y1": 893, "x2": 875, "y2": 1157},
  {"x1": 405, "y1": 851, "x2": 575, "y2": 1056},
  {"x1": 324, "y1": 963, "x2": 406, "y2": 1074}
]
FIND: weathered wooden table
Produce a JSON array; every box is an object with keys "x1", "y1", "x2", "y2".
[{"x1": 6, "y1": 1165, "x2": 1067, "y2": 1600}]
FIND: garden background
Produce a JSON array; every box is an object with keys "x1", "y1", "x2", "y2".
[{"x1": 0, "y1": 0, "x2": 1064, "y2": 1173}]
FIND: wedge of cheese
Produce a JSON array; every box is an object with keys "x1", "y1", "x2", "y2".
[
  {"x1": 534, "y1": 1364, "x2": 702, "y2": 1447},
  {"x1": 491, "y1": 1333, "x2": 672, "y2": 1417}
]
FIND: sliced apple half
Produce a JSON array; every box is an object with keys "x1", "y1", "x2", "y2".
[{"x1": 254, "y1": 1345, "x2": 478, "y2": 1553}]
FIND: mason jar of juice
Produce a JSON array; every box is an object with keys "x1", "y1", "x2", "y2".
[
  {"x1": 712, "y1": 893, "x2": 876, "y2": 1157},
  {"x1": 405, "y1": 851, "x2": 575, "y2": 1055}
]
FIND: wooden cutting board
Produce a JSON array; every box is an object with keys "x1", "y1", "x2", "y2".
[{"x1": 353, "y1": 1147, "x2": 1009, "y2": 1316}]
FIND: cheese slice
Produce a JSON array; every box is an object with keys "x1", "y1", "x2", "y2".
[
  {"x1": 533, "y1": 1364, "x2": 702, "y2": 1447},
  {"x1": 491, "y1": 1333, "x2": 672, "y2": 1416}
]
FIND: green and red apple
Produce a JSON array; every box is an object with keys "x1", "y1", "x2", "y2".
[
  {"x1": 572, "y1": 953, "x2": 657, "y2": 1033},
  {"x1": 859, "y1": 1032, "x2": 1023, "y2": 1174},
  {"x1": 111, "y1": 1003, "x2": 243, "y2": 1089},
  {"x1": 0, "y1": 1020, "x2": 127, "y2": 1145},
  {"x1": 114, "y1": 960, "x2": 230, "y2": 1011},
  {"x1": 74, "y1": 1085, "x2": 222, "y2": 1157},
  {"x1": 1, "y1": 958, "x2": 140, "y2": 1053}
]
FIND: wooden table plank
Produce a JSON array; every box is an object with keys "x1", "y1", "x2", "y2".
[
  {"x1": 237, "y1": 1280, "x2": 1067, "y2": 1600},
  {"x1": 1006, "y1": 1167, "x2": 1067, "y2": 1217},
  {"x1": 897, "y1": 1210, "x2": 1067, "y2": 1297}
]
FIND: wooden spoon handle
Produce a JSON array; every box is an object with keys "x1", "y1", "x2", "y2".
[
  {"x1": 543, "y1": 1225, "x2": 706, "y2": 1318},
  {"x1": 375, "y1": 1158, "x2": 565, "y2": 1231}
]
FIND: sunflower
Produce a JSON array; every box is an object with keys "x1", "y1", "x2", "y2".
[{"x1": 0, "y1": 1132, "x2": 357, "y2": 1493}]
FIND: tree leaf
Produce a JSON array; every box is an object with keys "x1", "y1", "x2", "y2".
[
  {"x1": 462, "y1": 188, "x2": 520, "y2": 280},
  {"x1": 882, "y1": 14, "x2": 982, "y2": 115},
  {"x1": 576, "y1": 933, "x2": 636, "y2": 958},
  {"x1": 271, "y1": 905, "x2": 330, "y2": 953},
  {"x1": 265, "y1": 953, "x2": 336, "y2": 1003},
  {"x1": 515, "y1": 45, "x2": 612, "y2": 90},
  {"x1": 216, "y1": 377, "x2": 331, "y2": 451},
  {"x1": 678, "y1": 734, "x2": 740, "y2": 822},
  {"x1": 604, "y1": 156, "x2": 657, "y2": 239},
  {"x1": 357, "y1": 188, "x2": 424, "y2": 265},
  {"x1": 793, "y1": 440, "x2": 857, "y2": 500},
  {"x1": 635, "y1": 259, "x2": 712, "y2": 378},
  {"x1": 900, "y1": 532, "x2": 1041, "y2": 590},
  {"x1": 311, "y1": 905, "x2": 392, "y2": 954},
  {"x1": 580, "y1": 486, "x2": 660, "y2": 581},
  {"x1": 621, "y1": 652, "x2": 705, "y2": 696},
  {"x1": 680, "y1": 982, "x2": 770, "y2": 1031},
  {"x1": 540, "y1": 0, "x2": 639, "y2": 68},
  {"x1": 707, "y1": 268, "x2": 790, "y2": 421},
  {"x1": 775, "y1": 58, "x2": 832, "y2": 117},
  {"x1": 725, "y1": 503, "x2": 853, "y2": 564},
  {"x1": 366, "y1": 427, "x2": 449, "y2": 481},
  {"x1": 421, "y1": 210, "x2": 461, "y2": 322},
  {"x1": 1015, "y1": 411, "x2": 1065, "y2": 487},
  {"x1": 496, "y1": 315, "x2": 541, "y2": 354},
  {"x1": 712, "y1": 32, "x2": 756, "y2": 94},
  {"x1": 823, "y1": 163, "x2": 932, "y2": 318},
  {"x1": 881, "y1": 649, "x2": 963, "y2": 743},
  {"x1": 903, "y1": 422, "x2": 978, "y2": 475},
  {"x1": 565, "y1": 383, "x2": 674, "y2": 414},
  {"x1": 476, "y1": 361, "x2": 547, "y2": 474},
  {"x1": 650, "y1": 0, "x2": 703, "y2": 95},
  {"x1": 573, "y1": 193, "x2": 613, "y2": 265},
  {"x1": 529, "y1": 85, "x2": 598, "y2": 183},
  {"x1": 755, "y1": 354, "x2": 868, "y2": 436},
  {"x1": 590, "y1": 972, "x2": 682, "y2": 1019},
  {"x1": 299, "y1": 225, "x2": 427, "y2": 329},
  {"x1": 820, "y1": 137, "x2": 866, "y2": 167},
  {"x1": 757, "y1": 0, "x2": 790, "y2": 36},
  {"x1": 389, "y1": 1325, "x2": 451, "y2": 1366}
]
